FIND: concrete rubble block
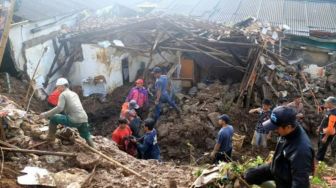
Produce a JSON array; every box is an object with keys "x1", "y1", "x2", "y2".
[
  {"x1": 76, "y1": 152, "x2": 100, "y2": 170},
  {"x1": 327, "y1": 74, "x2": 336, "y2": 84},
  {"x1": 207, "y1": 112, "x2": 220, "y2": 126},
  {"x1": 197, "y1": 83, "x2": 207, "y2": 90},
  {"x1": 53, "y1": 168, "x2": 89, "y2": 188}
]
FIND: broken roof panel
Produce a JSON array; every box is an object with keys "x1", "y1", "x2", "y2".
[{"x1": 15, "y1": 0, "x2": 138, "y2": 21}]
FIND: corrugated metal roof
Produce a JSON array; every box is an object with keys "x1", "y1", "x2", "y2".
[{"x1": 15, "y1": 0, "x2": 336, "y2": 36}]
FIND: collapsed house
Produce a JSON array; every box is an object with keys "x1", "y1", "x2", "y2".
[{"x1": 0, "y1": 0, "x2": 336, "y2": 187}]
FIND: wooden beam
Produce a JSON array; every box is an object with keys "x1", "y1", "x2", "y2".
[
  {"x1": 161, "y1": 29, "x2": 245, "y2": 72},
  {"x1": 0, "y1": 0, "x2": 16, "y2": 67}
]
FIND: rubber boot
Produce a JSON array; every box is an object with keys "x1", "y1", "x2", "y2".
[
  {"x1": 47, "y1": 124, "x2": 57, "y2": 142},
  {"x1": 86, "y1": 137, "x2": 95, "y2": 148}
]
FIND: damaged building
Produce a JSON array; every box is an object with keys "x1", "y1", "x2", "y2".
[{"x1": 0, "y1": 0, "x2": 336, "y2": 187}]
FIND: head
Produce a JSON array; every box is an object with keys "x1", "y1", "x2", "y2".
[
  {"x1": 218, "y1": 114, "x2": 230, "y2": 127},
  {"x1": 278, "y1": 98, "x2": 289, "y2": 106},
  {"x1": 129, "y1": 100, "x2": 139, "y2": 110},
  {"x1": 263, "y1": 106, "x2": 297, "y2": 136},
  {"x1": 55, "y1": 78, "x2": 69, "y2": 92},
  {"x1": 262, "y1": 99, "x2": 272, "y2": 111},
  {"x1": 152, "y1": 67, "x2": 162, "y2": 78},
  {"x1": 135, "y1": 79, "x2": 144, "y2": 88},
  {"x1": 118, "y1": 118, "x2": 128, "y2": 129},
  {"x1": 323, "y1": 96, "x2": 336, "y2": 110},
  {"x1": 144, "y1": 118, "x2": 155, "y2": 132},
  {"x1": 293, "y1": 95, "x2": 302, "y2": 104}
]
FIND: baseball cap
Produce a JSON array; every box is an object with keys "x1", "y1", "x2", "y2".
[
  {"x1": 129, "y1": 100, "x2": 139, "y2": 109},
  {"x1": 55, "y1": 78, "x2": 69, "y2": 86},
  {"x1": 323, "y1": 96, "x2": 336, "y2": 105},
  {"x1": 152, "y1": 67, "x2": 162, "y2": 74},
  {"x1": 135, "y1": 79, "x2": 144, "y2": 85},
  {"x1": 218, "y1": 114, "x2": 230, "y2": 124},
  {"x1": 262, "y1": 106, "x2": 297, "y2": 131}
]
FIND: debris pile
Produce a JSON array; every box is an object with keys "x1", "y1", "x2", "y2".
[
  {"x1": 0, "y1": 95, "x2": 195, "y2": 187},
  {"x1": 156, "y1": 82, "x2": 253, "y2": 162}
]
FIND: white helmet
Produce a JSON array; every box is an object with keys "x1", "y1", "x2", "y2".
[{"x1": 55, "y1": 78, "x2": 69, "y2": 86}]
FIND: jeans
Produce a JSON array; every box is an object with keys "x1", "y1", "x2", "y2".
[
  {"x1": 251, "y1": 131, "x2": 268, "y2": 148},
  {"x1": 154, "y1": 93, "x2": 178, "y2": 121},
  {"x1": 316, "y1": 133, "x2": 335, "y2": 161},
  {"x1": 49, "y1": 114, "x2": 92, "y2": 142},
  {"x1": 214, "y1": 149, "x2": 232, "y2": 164}
]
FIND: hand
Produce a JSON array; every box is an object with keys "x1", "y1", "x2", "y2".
[
  {"x1": 322, "y1": 136, "x2": 328, "y2": 143},
  {"x1": 267, "y1": 133, "x2": 272, "y2": 140},
  {"x1": 155, "y1": 100, "x2": 159, "y2": 105},
  {"x1": 39, "y1": 113, "x2": 46, "y2": 119},
  {"x1": 210, "y1": 151, "x2": 216, "y2": 159},
  {"x1": 0, "y1": 111, "x2": 8, "y2": 117}
]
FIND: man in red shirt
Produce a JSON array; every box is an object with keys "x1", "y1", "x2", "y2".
[{"x1": 112, "y1": 119, "x2": 132, "y2": 150}]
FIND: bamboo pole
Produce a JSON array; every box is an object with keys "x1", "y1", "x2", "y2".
[
  {"x1": 0, "y1": 147, "x2": 77, "y2": 157},
  {"x1": 75, "y1": 140, "x2": 150, "y2": 183}
]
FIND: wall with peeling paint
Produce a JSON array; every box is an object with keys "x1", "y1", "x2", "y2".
[
  {"x1": 68, "y1": 44, "x2": 177, "y2": 93},
  {"x1": 9, "y1": 15, "x2": 77, "y2": 96},
  {"x1": 8, "y1": 16, "x2": 177, "y2": 96}
]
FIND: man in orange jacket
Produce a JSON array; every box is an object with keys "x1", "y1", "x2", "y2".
[{"x1": 316, "y1": 96, "x2": 336, "y2": 161}]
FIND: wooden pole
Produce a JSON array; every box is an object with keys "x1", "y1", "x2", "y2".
[
  {"x1": 0, "y1": 147, "x2": 77, "y2": 157},
  {"x1": 75, "y1": 140, "x2": 150, "y2": 183},
  {"x1": 0, "y1": 0, "x2": 15, "y2": 67}
]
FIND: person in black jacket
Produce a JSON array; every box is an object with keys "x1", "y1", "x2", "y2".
[
  {"x1": 244, "y1": 106, "x2": 314, "y2": 188},
  {"x1": 316, "y1": 96, "x2": 336, "y2": 161}
]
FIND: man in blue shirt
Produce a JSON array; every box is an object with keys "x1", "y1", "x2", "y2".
[
  {"x1": 211, "y1": 114, "x2": 234, "y2": 163},
  {"x1": 137, "y1": 118, "x2": 160, "y2": 160},
  {"x1": 152, "y1": 67, "x2": 180, "y2": 121}
]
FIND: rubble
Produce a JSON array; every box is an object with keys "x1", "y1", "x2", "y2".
[{"x1": 0, "y1": 94, "x2": 195, "y2": 187}]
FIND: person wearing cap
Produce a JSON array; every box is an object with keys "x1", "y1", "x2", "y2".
[
  {"x1": 245, "y1": 106, "x2": 314, "y2": 188},
  {"x1": 120, "y1": 100, "x2": 141, "y2": 138},
  {"x1": 249, "y1": 99, "x2": 272, "y2": 152},
  {"x1": 316, "y1": 96, "x2": 336, "y2": 161},
  {"x1": 136, "y1": 118, "x2": 160, "y2": 160},
  {"x1": 39, "y1": 78, "x2": 95, "y2": 147},
  {"x1": 210, "y1": 114, "x2": 234, "y2": 163},
  {"x1": 152, "y1": 67, "x2": 180, "y2": 121},
  {"x1": 126, "y1": 79, "x2": 148, "y2": 119}
]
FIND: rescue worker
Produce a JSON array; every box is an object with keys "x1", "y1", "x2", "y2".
[
  {"x1": 210, "y1": 114, "x2": 234, "y2": 163},
  {"x1": 249, "y1": 99, "x2": 272, "y2": 152},
  {"x1": 152, "y1": 67, "x2": 180, "y2": 121},
  {"x1": 120, "y1": 100, "x2": 141, "y2": 138},
  {"x1": 39, "y1": 78, "x2": 94, "y2": 147},
  {"x1": 245, "y1": 106, "x2": 314, "y2": 188},
  {"x1": 316, "y1": 96, "x2": 336, "y2": 161},
  {"x1": 126, "y1": 79, "x2": 148, "y2": 119},
  {"x1": 112, "y1": 118, "x2": 137, "y2": 156},
  {"x1": 137, "y1": 118, "x2": 160, "y2": 160}
]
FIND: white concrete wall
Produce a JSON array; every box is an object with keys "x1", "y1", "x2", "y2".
[
  {"x1": 9, "y1": 15, "x2": 78, "y2": 95},
  {"x1": 9, "y1": 16, "x2": 177, "y2": 95},
  {"x1": 68, "y1": 44, "x2": 177, "y2": 93}
]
